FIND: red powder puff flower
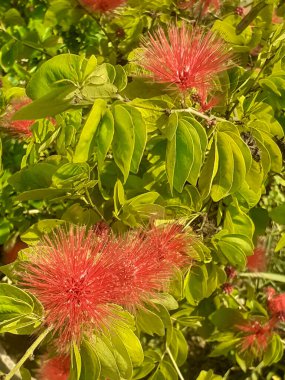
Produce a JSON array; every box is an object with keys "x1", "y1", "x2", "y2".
[
  {"x1": 20, "y1": 226, "x2": 119, "y2": 351},
  {"x1": 38, "y1": 356, "x2": 70, "y2": 380},
  {"x1": 236, "y1": 320, "x2": 274, "y2": 354},
  {"x1": 139, "y1": 24, "x2": 232, "y2": 98},
  {"x1": 2, "y1": 98, "x2": 34, "y2": 138},
  {"x1": 19, "y1": 223, "x2": 192, "y2": 349},
  {"x1": 267, "y1": 288, "x2": 285, "y2": 321},
  {"x1": 109, "y1": 224, "x2": 192, "y2": 309},
  {"x1": 179, "y1": 0, "x2": 220, "y2": 15},
  {"x1": 247, "y1": 247, "x2": 267, "y2": 272},
  {"x1": 79, "y1": 0, "x2": 125, "y2": 12}
]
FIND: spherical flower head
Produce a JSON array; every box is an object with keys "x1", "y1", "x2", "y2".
[
  {"x1": 139, "y1": 24, "x2": 232, "y2": 96},
  {"x1": 247, "y1": 247, "x2": 267, "y2": 272},
  {"x1": 2, "y1": 98, "x2": 34, "y2": 139},
  {"x1": 179, "y1": 0, "x2": 220, "y2": 15},
  {"x1": 267, "y1": 290, "x2": 285, "y2": 321},
  {"x1": 20, "y1": 226, "x2": 119, "y2": 351},
  {"x1": 38, "y1": 356, "x2": 70, "y2": 380},
  {"x1": 236, "y1": 320, "x2": 274, "y2": 354},
  {"x1": 79, "y1": 0, "x2": 125, "y2": 12},
  {"x1": 109, "y1": 224, "x2": 192, "y2": 309}
]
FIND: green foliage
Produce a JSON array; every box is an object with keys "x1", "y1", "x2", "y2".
[{"x1": 0, "y1": 0, "x2": 285, "y2": 379}]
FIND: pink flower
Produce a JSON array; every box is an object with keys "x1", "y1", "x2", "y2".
[
  {"x1": 2, "y1": 98, "x2": 34, "y2": 138},
  {"x1": 38, "y1": 356, "x2": 69, "y2": 380},
  {"x1": 179, "y1": 0, "x2": 220, "y2": 15},
  {"x1": 139, "y1": 24, "x2": 232, "y2": 98},
  {"x1": 20, "y1": 226, "x2": 119, "y2": 351},
  {"x1": 267, "y1": 288, "x2": 285, "y2": 321},
  {"x1": 20, "y1": 224, "x2": 192, "y2": 349},
  {"x1": 109, "y1": 224, "x2": 192, "y2": 309},
  {"x1": 79, "y1": 0, "x2": 125, "y2": 12},
  {"x1": 247, "y1": 247, "x2": 267, "y2": 272},
  {"x1": 236, "y1": 320, "x2": 274, "y2": 354}
]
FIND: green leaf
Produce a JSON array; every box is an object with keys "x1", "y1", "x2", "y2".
[
  {"x1": 15, "y1": 188, "x2": 68, "y2": 202},
  {"x1": 73, "y1": 99, "x2": 107, "y2": 163},
  {"x1": 162, "y1": 113, "x2": 178, "y2": 141},
  {"x1": 93, "y1": 336, "x2": 120, "y2": 380},
  {"x1": 184, "y1": 265, "x2": 208, "y2": 306},
  {"x1": 13, "y1": 85, "x2": 77, "y2": 120},
  {"x1": 224, "y1": 205, "x2": 254, "y2": 239},
  {"x1": 80, "y1": 340, "x2": 100, "y2": 380},
  {"x1": 106, "y1": 331, "x2": 133, "y2": 380},
  {"x1": 213, "y1": 232, "x2": 253, "y2": 268},
  {"x1": 20, "y1": 368, "x2": 32, "y2": 380},
  {"x1": 71, "y1": 342, "x2": 82, "y2": 380},
  {"x1": 113, "y1": 65, "x2": 128, "y2": 92},
  {"x1": 112, "y1": 105, "x2": 135, "y2": 182},
  {"x1": 8, "y1": 163, "x2": 58, "y2": 191},
  {"x1": 239, "y1": 272, "x2": 285, "y2": 283},
  {"x1": 124, "y1": 105, "x2": 147, "y2": 174},
  {"x1": 21, "y1": 219, "x2": 65, "y2": 245},
  {"x1": 181, "y1": 119, "x2": 206, "y2": 185},
  {"x1": 114, "y1": 179, "x2": 125, "y2": 216},
  {"x1": 263, "y1": 333, "x2": 284, "y2": 366},
  {"x1": 168, "y1": 329, "x2": 188, "y2": 366},
  {"x1": 270, "y1": 203, "x2": 285, "y2": 224},
  {"x1": 159, "y1": 360, "x2": 178, "y2": 380},
  {"x1": 166, "y1": 118, "x2": 195, "y2": 192},
  {"x1": 210, "y1": 338, "x2": 241, "y2": 357},
  {"x1": 211, "y1": 132, "x2": 234, "y2": 201},
  {"x1": 116, "y1": 326, "x2": 144, "y2": 367},
  {"x1": 0, "y1": 296, "x2": 33, "y2": 322},
  {"x1": 275, "y1": 234, "x2": 285, "y2": 252},
  {"x1": 196, "y1": 370, "x2": 223, "y2": 379},
  {"x1": 136, "y1": 308, "x2": 165, "y2": 336},
  {"x1": 217, "y1": 240, "x2": 246, "y2": 268},
  {"x1": 132, "y1": 357, "x2": 156, "y2": 379},
  {"x1": 52, "y1": 163, "x2": 90, "y2": 189},
  {"x1": 0, "y1": 284, "x2": 34, "y2": 309},
  {"x1": 0, "y1": 314, "x2": 42, "y2": 335},
  {"x1": 26, "y1": 54, "x2": 85, "y2": 99},
  {"x1": 198, "y1": 138, "x2": 219, "y2": 199},
  {"x1": 94, "y1": 109, "x2": 114, "y2": 171},
  {"x1": 210, "y1": 308, "x2": 245, "y2": 330},
  {"x1": 0, "y1": 220, "x2": 11, "y2": 245}
]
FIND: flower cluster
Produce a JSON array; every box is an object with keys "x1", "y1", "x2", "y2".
[
  {"x1": 139, "y1": 24, "x2": 232, "y2": 110},
  {"x1": 236, "y1": 287, "x2": 285, "y2": 356},
  {"x1": 1, "y1": 98, "x2": 34, "y2": 139},
  {"x1": 20, "y1": 224, "x2": 191, "y2": 351},
  {"x1": 267, "y1": 287, "x2": 285, "y2": 321},
  {"x1": 79, "y1": 0, "x2": 125, "y2": 12},
  {"x1": 236, "y1": 320, "x2": 275, "y2": 355}
]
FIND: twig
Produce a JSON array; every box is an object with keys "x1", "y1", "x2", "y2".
[
  {"x1": 166, "y1": 346, "x2": 185, "y2": 380},
  {"x1": 5, "y1": 326, "x2": 53, "y2": 380},
  {"x1": 170, "y1": 107, "x2": 224, "y2": 122}
]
